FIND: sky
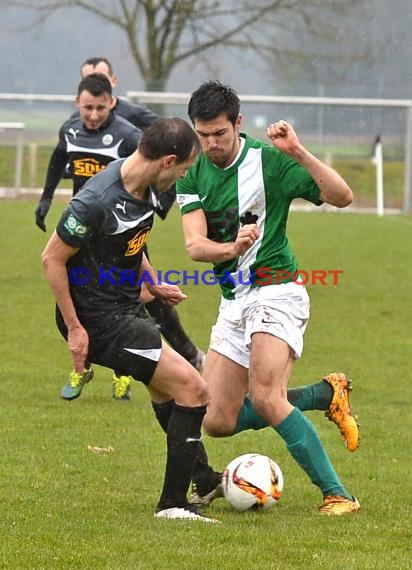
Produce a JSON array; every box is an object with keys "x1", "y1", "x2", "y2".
[{"x1": 0, "y1": 1, "x2": 411, "y2": 99}]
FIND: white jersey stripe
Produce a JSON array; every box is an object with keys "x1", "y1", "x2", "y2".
[
  {"x1": 232, "y1": 147, "x2": 266, "y2": 295},
  {"x1": 65, "y1": 137, "x2": 124, "y2": 160},
  {"x1": 124, "y1": 347, "x2": 162, "y2": 362}
]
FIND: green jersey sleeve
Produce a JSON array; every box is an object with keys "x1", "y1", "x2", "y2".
[
  {"x1": 263, "y1": 147, "x2": 322, "y2": 206},
  {"x1": 176, "y1": 165, "x2": 203, "y2": 214}
]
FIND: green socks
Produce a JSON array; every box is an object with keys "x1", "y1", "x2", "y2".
[
  {"x1": 275, "y1": 407, "x2": 351, "y2": 498},
  {"x1": 287, "y1": 380, "x2": 333, "y2": 411},
  {"x1": 234, "y1": 395, "x2": 267, "y2": 432},
  {"x1": 233, "y1": 392, "x2": 351, "y2": 497},
  {"x1": 234, "y1": 380, "x2": 333, "y2": 433}
]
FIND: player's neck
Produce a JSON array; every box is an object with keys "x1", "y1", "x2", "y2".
[
  {"x1": 121, "y1": 153, "x2": 155, "y2": 198},
  {"x1": 220, "y1": 136, "x2": 243, "y2": 170}
]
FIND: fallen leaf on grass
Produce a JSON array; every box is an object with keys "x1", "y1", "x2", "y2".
[{"x1": 87, "y1": 445, "x2": 114, "y2": 454}]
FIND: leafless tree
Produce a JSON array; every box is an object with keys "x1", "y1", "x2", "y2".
[{"x1": 6, "y1": 0, "x2": 368, "y2": 91}]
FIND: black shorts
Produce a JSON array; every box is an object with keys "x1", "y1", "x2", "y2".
[{"x1": 56, "y1": 304, "x2": 162, "y2": 385}]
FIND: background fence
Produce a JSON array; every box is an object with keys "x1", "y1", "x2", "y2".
[{"x1": 1, "y1": 91, "x2": 411, "y2": 212}]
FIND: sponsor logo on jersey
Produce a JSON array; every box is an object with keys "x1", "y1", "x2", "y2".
[
  {"x1": 240, "y1": 211, "x2": 258, "y2": 225},
  {"x1": 125, "y1": 228, "x2": 151, "y2": 256},
  {"x1": 64, "y1": 214, "x2": 88, "y2": 236},
  {"x1": 73, "y1": 158, "x2": 106, "y2": 178}
]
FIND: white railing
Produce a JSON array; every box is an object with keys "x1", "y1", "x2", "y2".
[
  {"x1": 126, "y1": 91, "x2": 412, "y2": 214},
  {"x1": 2, "y1": 91, "x2": 412, "y2": 212},
  {"x1": 0, "y1": 93, "x2": 74, "y2": 102}
]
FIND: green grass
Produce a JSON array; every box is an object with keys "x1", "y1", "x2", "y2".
[
  {"x1": 0, "y1": 201, "x2": 411, "y2": 569},
  {"x1": 0, "y1": 144, "x2": 72, "y2": 189}
]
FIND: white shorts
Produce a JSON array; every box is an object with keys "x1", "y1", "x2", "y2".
[{"x1": 209, "y1": 282, "x2": 310, "y2": 368}]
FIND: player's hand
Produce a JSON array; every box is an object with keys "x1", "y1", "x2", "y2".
[
  {"x1": 266, "y1": 120, "x2": 300, "y2": 156},
  {"x1": 234, "y1": 223, "x2": 260, "y2": 256},
  {"x1": 35, "y1": 198, "x2": 52, "y2": 232},
  {"x1": 68, "y1": 324, "x2": 89, "y2": 373},
  {"x1": 149, "y1": 283, "x2": 188, "y2": 306}
]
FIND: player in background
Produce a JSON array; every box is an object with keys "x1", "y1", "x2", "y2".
[
  {"x1": 79, "y1": 57, "x2": 206, "y2": 391},
  {"x1": 35, "y1": 59, "x2": 205, "y2": 400},
  {"x1": 177, "y1": 81, "x2": 361, "y2": 515},
  {"x1": 35, "y1": 73, "x2": 145, "y2": 400},
  {"x1": 41, "y1": 117, "x2": 219, "y2": 522},
  {"x1": 80, "y1": 57, "x2": 158, "y2": 128}
]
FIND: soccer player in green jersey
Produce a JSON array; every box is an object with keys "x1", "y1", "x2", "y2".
[{"x1": 177, "y1": 81, "x2": 360, "y2": 515}]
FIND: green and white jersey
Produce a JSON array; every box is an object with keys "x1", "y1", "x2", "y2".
[{"x1": 177, "y1": 133, "x2": 322, "y2": 299}]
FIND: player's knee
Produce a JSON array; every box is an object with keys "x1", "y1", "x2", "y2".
[
  {"x1": 195, "y1": 377, "x2": 209, "y2": 405},
  {"x1": 250, "y1": 391, "x2": 279, "y2": 418},
  {"x1": 182, "y1": 372, "x2": 209, "y2": 406},
  {"x1": 250, "y1": 390, "x2": 291, "y2": 425},
  {"x1": 203, "y1": 410, "x2": 235, "y2": 437}
]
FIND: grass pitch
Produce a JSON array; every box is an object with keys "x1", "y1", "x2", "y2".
[{"x1": 0, "y1": 200, "x2": 411, "y2": 569}]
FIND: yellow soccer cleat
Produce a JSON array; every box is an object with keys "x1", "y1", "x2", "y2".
[
  {"x1": 319, "y1": 495, "x2": 360, "y2": 515},
  {"x1": 323, "y1": 372, "x2": 360, "y2": 452},
  {"x1": 61, "y1": 366, "x2": 94, "y2": 400},
  {"x1": 112, "y1": 374, "x2": 132, "y2": 401}
]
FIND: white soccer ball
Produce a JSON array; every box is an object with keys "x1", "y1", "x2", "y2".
[{"x1": 222, "y1": 453, "x2": 284, "y2": 512}]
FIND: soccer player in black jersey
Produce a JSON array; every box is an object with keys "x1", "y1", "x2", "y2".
[
  {"x1": 35, "y1": 73, "x2": 146, "y2": 400},
  {"x1": 80, "y1": 57, "x2": 158, "y2": 130},
  {"x1": 76, "y1": 58, "x2": 206, "y2": 387},
  {"x1": 35, "y1": 65, "x2": 205, "y2": 401},
  {"x1": 41, "y1": 117, "x2": 218, "y2": 522},
  {"x1": 78, "y1": 58, "x2": 176, "y2": 224},
  {"x1": 35, "y1": 72, "x2": 141, "y2": 227}
]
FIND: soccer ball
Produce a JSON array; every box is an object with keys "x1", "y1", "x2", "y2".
[{"x1": 222, "y1": 453, "x2": 284, "y2": 512}]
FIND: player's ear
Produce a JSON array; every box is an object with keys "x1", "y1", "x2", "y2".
[
  {"x1": 110, "y1": 74, "x2": 118, "y2": 88},
  {"x1": 235, "y1": 113, "x2": 242, "y2": 134},
  {"x1": 163, "y1": 155, "x2": 177, "y2": 169},
  {"x1": 110, "y1": 96, "x2": 116, "y2": 109}
]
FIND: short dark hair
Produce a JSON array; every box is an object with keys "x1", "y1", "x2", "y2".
[
  {"x1": 139, "y1": 117, "x2": 201, "y2": 164},
  {"x1": 80, "y1": 57, "x2": 113, "y2": 76},
  {"x1": 188, "y1": 81, "x2": 240, "y2": 126},
  {"x1": 77, "y1": 73, "x2": 112, "y2": 97}
]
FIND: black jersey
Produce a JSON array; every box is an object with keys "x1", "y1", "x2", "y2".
[
  {"x1": 41, "y1": 99, "x2": 174, "y2": 220},
  {"x1": 70, "y1": 98, "x2": 175, "y2": 218},
  {"x1": 56, "y1": 159, "x2": 155, "y2": 316},
  {"x1": 42, "y1": 112, "x2": 142, "y2": 199},
  {"x1": 114, "y1": 97, "x2": 158, "y2": 130}
]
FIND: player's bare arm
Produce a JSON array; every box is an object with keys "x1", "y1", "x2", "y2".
[
  {"x1": 41, "y1": 232, "x2": 89, "y2": 373},
  {"x1": 182, "y1": 209, "x2": 260, "y2": 262},
  {"x1": 267, "y1": 120, "x2": 353, "y2": 208}
]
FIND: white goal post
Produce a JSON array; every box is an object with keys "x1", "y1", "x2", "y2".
[
  {"x1": 0, "y1": 122, "x2": 25, "y2": 196},
  {"x1": 126, "y1": 91, "x2": 412, "y2": 215}
]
